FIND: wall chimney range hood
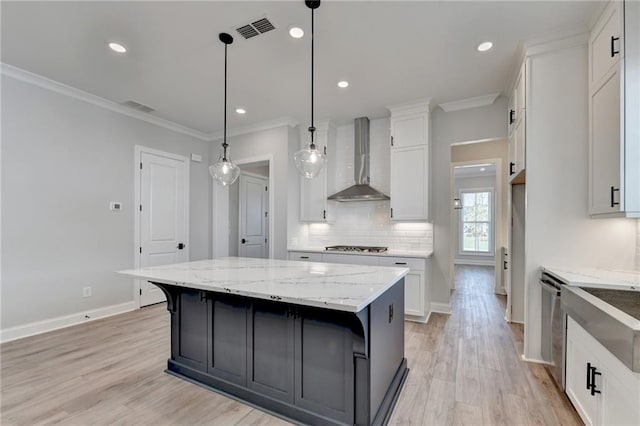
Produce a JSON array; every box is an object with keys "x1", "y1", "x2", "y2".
[{"x1": 327, "y1": 117, "x2": 390, "y2": 202}]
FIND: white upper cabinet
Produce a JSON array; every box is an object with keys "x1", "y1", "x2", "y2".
[
  {"x1": 508, "y1": 61, "x2": 526, "y2": 182},
  {"x1": 388, "y1": 101, "x2": 430, "y2": 221},
  {"x1": 589, "y1": 0, "x2": 640, "y2": 217},
  {"x1": 299, "y1": 121, "x2": 335, "y2": 222}
]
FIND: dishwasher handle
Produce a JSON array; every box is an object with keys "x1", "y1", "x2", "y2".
[{"x1": 540, "y1": 279, "x2": 562, "y2": 296}]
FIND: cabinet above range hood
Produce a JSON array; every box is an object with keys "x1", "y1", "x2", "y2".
[{"x1": 327, "y1": 117, "x2": 390, "y2": 202}]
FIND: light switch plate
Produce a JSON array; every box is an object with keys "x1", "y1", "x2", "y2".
[{"x1": 191, "y1": 153, "x2": 202, "y2": 163}]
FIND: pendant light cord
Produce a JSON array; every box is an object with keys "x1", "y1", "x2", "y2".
[
  {"x1": 309, "y1": 7, "x2": 316, "y2": 148},
  {"x1": 222, "y1": 42, "x2": 229, "y2": 160}
]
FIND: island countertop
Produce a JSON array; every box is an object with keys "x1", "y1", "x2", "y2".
[{"x1": 118, "y1": 257, "x2": 409, "y2": 313}]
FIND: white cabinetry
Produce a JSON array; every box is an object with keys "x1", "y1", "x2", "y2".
[
  {"x1": 299, "y1": 121, "x2": 336, "y2": 222},
  {"x1": 287, "y1": 250, "x2": 431, "y2": 322},
  {"x1": 565, "y1": 316, "x2": 640, "y2": 426},
  {"x1": 388, "y1": 101, "x2": 430, "y2": 221},
  {"x1": 589, "y1": 0, "x2": 640, "y2": 217},
  {"x1": 508, "y1": 61, "x2": 526, "y2": 183}
]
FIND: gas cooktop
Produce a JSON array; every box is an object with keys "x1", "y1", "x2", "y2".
[{"x1": 325, "y1": 245, "x2": 388, "y2": 253}]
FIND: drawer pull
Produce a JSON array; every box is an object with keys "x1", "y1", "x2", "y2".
[
  {"x1": 610, "y1": 186, "x2": 620, "y2": 208},
  {"x1": 395, "y1": 262, "x2": 407, "y2": 265},
  {"x1": 611, "y1": 35, "x2": 620, "y2": 57},
  {"x1": 300, "y1": 256, "x2": 309, "y2": 259}
]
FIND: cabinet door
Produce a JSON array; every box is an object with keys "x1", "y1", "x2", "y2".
[
  {"x1": 514, "y1": 116, "x2": 526, "y2": 176},
  {"x1": 508, "y1": 130, "x2": 516, "y2": 179},
  {"x1": 565, "y1": 318, "x2": 601, "y2": 426},
  {"x1": 207, "y1": 296, "x2": 247, "y2": 386},
  {"x1": 247, "y1": 302, "x2": 295, "y2": 403},
  {"x1": 173, "y1": 290, "x2": 208, "y2": 371},
  {"x1": 514, "y1": 63, "x2": 526, "y2": 124},
  {"x1": 507, "y1": 96, "x2": 515, "y2": 136},
  {"x1": 590, "y1": 65, "x2": 622, "y2": 215},
  {"x1": 391, "y1": 114, "x2": 427, "y2": 148},
  {"x1": 404, "y1": 271, "x2": 424, "y2": 317},
  {"x1": 600, "y1": 367, "x2": 640, "y2": 426},
  {"x1": 390, "y1": 145, "x2": 428, "y2": 221},
  {"x1": 300, "y1": 165, "x2": 327, "y2": 222},
  {"x1": 590, "y1": 1, "x2": 623, "y2": 87}
]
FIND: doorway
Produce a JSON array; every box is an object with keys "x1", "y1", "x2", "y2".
[
  {"x1": 134, "y1": 146, "x2": 190, "y2": 307},
  {"x1": 449, "y1": 139, "x2": 508, "y2": 310},
  {"x1": 229, "y1": 161, "x2": 270, "y2": 259}
]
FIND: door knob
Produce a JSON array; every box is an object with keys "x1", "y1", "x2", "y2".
[
  {"x1": 241, "y1": 238, "x2": 247, "y2": 244},
  {"x1": 177, "y1": 243, "x2": 185, "y2": 250}
]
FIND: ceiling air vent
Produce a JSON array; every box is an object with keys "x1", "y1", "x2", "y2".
[
  {"x1": 121, "y1": 100, "x2": 155, "y2": 113},
  {"x1": 235, "y1": 17, "x2": 275, "y2": 40}
]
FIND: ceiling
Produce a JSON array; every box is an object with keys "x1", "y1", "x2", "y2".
[
  {"x1": 454, "y1": 163, "x2": 496, "y2": 178},
  {"x1": 1, "y1": 1, "x2": 602, "y2": 136}
]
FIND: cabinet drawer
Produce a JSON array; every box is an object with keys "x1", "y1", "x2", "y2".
[
  {"x1": 321, "y1": 253, "x2": 380, "y2": 266},
  {"x1": 378, "y1": 257, "x2": 425, "y2": 271},
  {"x1": 288, "y1": 252, "x2": 323, "y2": 262}
]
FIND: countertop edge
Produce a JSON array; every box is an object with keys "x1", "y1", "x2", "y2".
[{"x1": 288, "y1": 248, "x2": 433, "y2": 259}]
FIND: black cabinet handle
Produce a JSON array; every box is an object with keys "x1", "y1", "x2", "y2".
[
  {"x1": 395, "y1": 262, "x2": 407, "y2": 265},
  {"x1": 503, "y1": 260, "x2": 508, "y2": 270},
  {"x1": 388, "y1": 304, "x2": 394, "y2": 323},
  {"x1": 588, "y1": 363, "x2": 602, "y2": 396},
  {"x1": 390, "y1": 208, "x2": 394, "y2": 218},
  {"x1": 177, "y1": 243, "x2": 185, "y2": 250},
  {"x1": 509, "y1": 162, "x2": 515, "y2": 176},
  {"x1": 300, "y1": 256, "x2": 309, "y2": 259},
  {"x1": 323, "y1": 210, "x2": 326, "y2": 219},
  {"x1": 241, "y1": 238, "x2": 247, "y2": 244},
  {"x1": 610, "y1": 186, "x2": 620, "y2": 207},
  {"x1": 509, "y1": 109, "x2": 515, "y2": 125},
  {"x1": 611, "y1": 36, "x2": 620, "y2": 57}
]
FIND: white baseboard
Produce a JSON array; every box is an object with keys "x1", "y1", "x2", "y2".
[
  {"x1": 521, "y1": 355, "x2": 550, "y2": 365},
  {"x1": 405, "y1": 311, "x2": 431, "y2": 324},
  {"x1": 430, "y1": 302, "x2": 452, "y2": 315},
  {"x1": 454, "y1": 259, "x2": 495, "y2": 266},
  {"x1": 0, "y1": 301, "x2": 137, "y2": 344}
]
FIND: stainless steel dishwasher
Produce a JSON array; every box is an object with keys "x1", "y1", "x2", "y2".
[{"x1": 540, "y1": 270, "x2": 566, "y2": 389}]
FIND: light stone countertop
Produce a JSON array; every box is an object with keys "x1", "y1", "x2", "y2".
[
  {"x1": 542, "y1": 267, "x2": 640, "y2": 291},
  {"x1": 119, "y1": 257, "x2": 409, "y2": 313},
  {"x1": 288, "y1": 247, "x2": 433, "y2": 259}
]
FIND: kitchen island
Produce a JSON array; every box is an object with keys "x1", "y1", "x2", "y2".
[{"x1": 119, "y1": 257, "x2": 409, "y2": 426}]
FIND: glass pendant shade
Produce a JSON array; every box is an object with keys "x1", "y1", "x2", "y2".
[
  {"x1": 295, "y1": 143, "x2": 326, "y2": 179},
  {"x1": 209, "y1": 154, "x2": 240, "y2": 186}
]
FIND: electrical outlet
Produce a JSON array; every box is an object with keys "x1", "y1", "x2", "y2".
[{"x1": 82, "y1": 286, "x2": 92, "y2": 298}]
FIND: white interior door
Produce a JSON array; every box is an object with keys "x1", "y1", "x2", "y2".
[
  {"x1": 239, "y1": 173, "x2": 267, "y2": 258},
  {"x1": 139, "y1": 150, "x2": 188, "y2": 306}
]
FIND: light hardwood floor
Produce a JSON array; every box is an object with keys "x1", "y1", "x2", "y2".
[{"x1": 1, "y1": 265, "x2": 581, "y2": 425}]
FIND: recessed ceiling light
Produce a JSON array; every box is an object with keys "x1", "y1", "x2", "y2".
[
  {"x1": 477, "y1": 41, "x2": 493, "y2": 52},
  {"x1": 235, "y1": 108, "x2": 246, "y2": 114},
  {"x1": 337, "y1": 81, "x2": 349, "y2": 88},
  {"x1": 289, "y1": 27, "x2": 304, "y2": 39},
  {"x1": 480, "y1": 167, "x2": 486, "y2": 171},
  {"x1": 108, "y1": 42, "x2": 127, "y2": 53}
]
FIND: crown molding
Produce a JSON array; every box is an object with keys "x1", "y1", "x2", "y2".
[
  {"x1": 523, "y1": 27, "x2": 589, "y2": 58},
  {"x1": 387, "y1": 98, "x2": 432, "y2": 115},
  {"x1": 209, "y1": 116, "x2": 298, "y2": 141},
  {"x1": 1, "y1": 63, "x2": 210, "y2": 141},
  {"x1": 438, "y1": 93, "x2": 500, "y2": 112}
]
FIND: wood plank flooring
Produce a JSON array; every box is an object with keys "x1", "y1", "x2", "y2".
[{"x1": 1, "y1": 265, "x2": 581, "y2": 425}]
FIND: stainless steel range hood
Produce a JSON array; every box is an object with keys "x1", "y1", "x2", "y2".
[{"x1": 327, "y1": 117, "x2": 390, "y2": 202}]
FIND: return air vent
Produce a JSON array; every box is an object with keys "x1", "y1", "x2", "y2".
[
  {"x1": 235, "y1": 17, "x2": 275, "y2": 40},
  {"x1": 121, "y1": 100, "x2": 155, "y2": 113}
]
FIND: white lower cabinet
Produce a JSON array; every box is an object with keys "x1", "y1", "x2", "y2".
[
  {"x1": 565, "y1": 316, "x2": 640, "y2": 426},
  {"x1": 287, "y1": 251, "x2": 430, "y2": 321}
]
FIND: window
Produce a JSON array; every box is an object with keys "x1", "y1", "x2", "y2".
[{"x1": 459, "y1": 189, "x2": 493, "y2": 254}]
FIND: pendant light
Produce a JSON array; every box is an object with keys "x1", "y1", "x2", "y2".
[
  {"x1": 209, "y1": 33, "x2": 240, "y2": 186},
  {"x1": 294, "y1": 0, "x2": 326, "y2": 179}
]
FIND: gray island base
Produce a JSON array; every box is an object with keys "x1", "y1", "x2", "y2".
[{"x1": 154, "y1": 280, "x2": 406, "y2": 426}]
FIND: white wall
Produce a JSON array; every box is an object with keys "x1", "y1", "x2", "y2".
[
  {"x1": 431, "y1": 99, "x2": 508, "y2": 306},
  {"x1": 453, "y1": 174, "x2": 497, "y2": 264},
  {"x1": 523, "y1": 44, "x2": 638, "y2": 360},
  {"x1": 289, "y1": 117, "x2": 433, "y2": 254},
  {"x1": 211, "y1": 125, "x2": 294, "y2": 260},
  {"x1": 1, "y1": 74, "x2": 211, "y2": 331}
]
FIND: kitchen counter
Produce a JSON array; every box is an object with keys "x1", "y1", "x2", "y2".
[
  {"x1": 119, "y1": 257, "x2": 408, "y2": 313},
  {"x1": 542, "y1": 266, "x2": 639, "y2": 291},
  {"x1": 118, "y1": 257, "x2": 409, "y2": 425},
  {"x1": 288, "y1": 247, "x2": 433, "y2": 259}
]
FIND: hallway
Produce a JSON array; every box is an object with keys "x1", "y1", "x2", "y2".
[{"x1": 1, "y1": 266, "x2": 581, "y2": 425}]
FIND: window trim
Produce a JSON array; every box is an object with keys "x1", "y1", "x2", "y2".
[{"x1": 457, "y1": 187, "x2": 495, "y2": 257}]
